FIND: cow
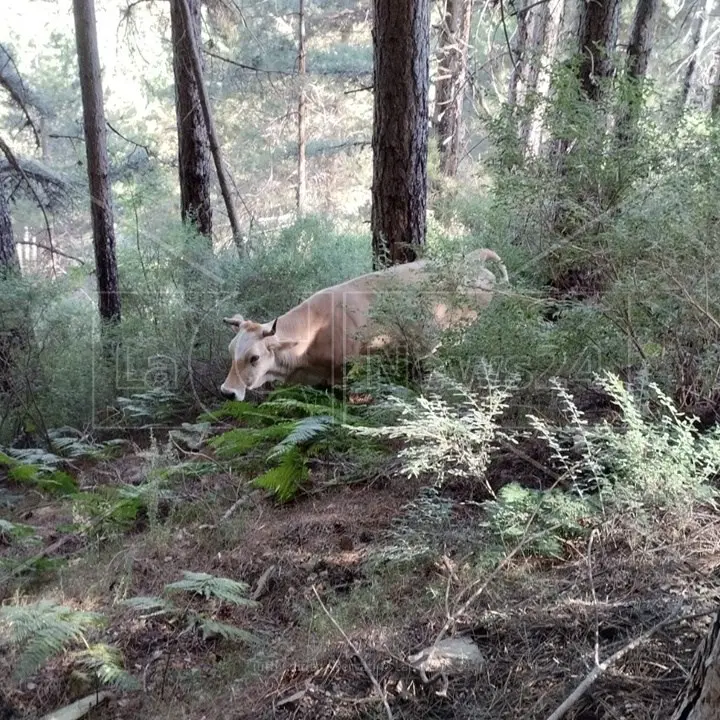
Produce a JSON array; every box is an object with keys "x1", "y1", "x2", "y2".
[{"x1": 220, "y1": 248, "x2": 507, "y2": 401}]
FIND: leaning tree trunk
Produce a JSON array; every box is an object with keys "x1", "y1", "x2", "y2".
[
  {"x1": 73, "y1": 0, "x2": 121, "y2": 323},
  {"x1": 371, "y1": 0, "x2": 430, "y2": 267},
  {"x1": 434, "y1": 0, "x2": 472, "y2": 176},
  {"x1": 170, "y1": 0, "x2": 213, "y2": 239},
  {"x1": 577, "y1": 0, "x2": 621, "y2": 101},
  {"x1": 671, "y1": 608, "x2": 720, "y2": 720}
]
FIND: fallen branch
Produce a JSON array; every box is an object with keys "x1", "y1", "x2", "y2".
[
  {"x1": 15, "y1": 240, "x2": 85, "y2": 265},
  {"x1": 545, "y1": 611, "x2": 712, "y2": 720},
  {"x1": 311, "y1": 585, "x2": 393, "y2": 720}
]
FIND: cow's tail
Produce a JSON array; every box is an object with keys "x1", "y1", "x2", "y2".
[{"x1": 473, "y1": 249, "x2": 509, "y2": 284}]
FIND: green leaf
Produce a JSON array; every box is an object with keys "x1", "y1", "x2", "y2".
[
  {"x1": 165, "y1": 571, "x2": 257, "y2": 607},
  {"x1": 253, "y1": 448, "x2": 309, "y2": 502}
]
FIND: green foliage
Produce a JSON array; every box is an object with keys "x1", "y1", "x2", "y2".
[
  {"x1": 0, "y1": 601, "x2": 106, "y2": 679},
  {"x1": 0, "y1": 518, "x2": 38, "y2": 543},
  {"x1": 0, "y1": 450, "x2": 78, "y2": 495},
  {"x1": 484, "y1": 482, "x2": 594, "y2": 557},
  {"x1": 123, "y1": 571, "x2": 258, "y2": 645},
  {"x1": 253, "y1": 447, "x2": 310, "y2": 502},
  {"x1": 74, "y1": 643, "x2": 139, "y2": 690},
  {"x1": 352, "y1": 371, "x2": 512, "y2": 494},
  {"x1": 165, "y1": 571, "x2": 255, "y2": 606}
]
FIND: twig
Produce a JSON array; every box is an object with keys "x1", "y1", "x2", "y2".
[
  {"x1": 311, "y1": 585, "x2": 393, "y2": 720},
  {"x1": 587, "y1": 529, "x2": 600, "y2": 666},
  {"x1": 499, "y1": 0, "x2": 518, "y2": 72},
  {"x1": 106, "y1": 120, "x2": 152, "y2": 157},
  {"x1": 15, "y1": 239, "x2": 85, "y2": 265},
  {"x1": 544, "y1": 612, "x2": 695, "y2": 720},
  {"x1": 202, "y1": 48, "x2": 295, "y2": 76}
]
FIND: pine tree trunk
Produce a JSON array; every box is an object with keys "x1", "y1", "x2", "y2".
[
  {"x1": 170, "y1": 0, "x2": 213, "y2": 239},
  {"x1": 679, "y1": 0, "x2": 713, "y2": 110},
  {"x1": 577, "y1": 0, "x2": 621, "y2": 101},
  {"x1": 671, "y1": 609, "x2": 720, "y2": 720},
  {"x1": 73, "y1": 0, "x2": 121, "y2": 323},
  {"x1": 616, "y1": 0, "x2": 660, "y2": 143},
  {"x1": 297, "y1": 0, "x2": 307, "y2": 215},
  {"x1": 626, "y1": 0, "x2": 660, "y2": 79},
  {"x1": 525, "y1": 0, "x2": 564, "y2": 155},
  {"x1": 434, "y1": 0, "x2": 472, "y2": 176},
  {"x1": 371, "y1": 0, "x2": 430, "y2": 267},
  {"x1": 507, "y1": 1, "x2": 529, "y2": 108},
  {"x1": 711, "y1": 48, "x2": 720, "y2": 119}
]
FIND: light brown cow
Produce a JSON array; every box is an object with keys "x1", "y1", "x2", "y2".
[{"x1": 220, "y1": 248, "x2": 507, "y2": 400}]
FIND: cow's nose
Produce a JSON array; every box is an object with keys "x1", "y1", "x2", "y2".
[{"x1": 220, "y1": 387, "x2": 236, "y2": 400}]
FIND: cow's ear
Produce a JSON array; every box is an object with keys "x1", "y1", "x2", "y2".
[
  {"x1": 262, "y1": 318, "x2": 278, "y2": 338},
  {"x1": 223, "y1": 314, "x2": 244, "y2": 332}
]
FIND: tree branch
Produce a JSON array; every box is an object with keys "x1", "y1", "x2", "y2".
[{"x1": 0, "y1": 136, "x2": 58, "y2": 276}]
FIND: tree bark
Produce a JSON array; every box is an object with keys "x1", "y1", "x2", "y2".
[
  {"x1": 434, "y1": 0, "x2": 473, "y2": 176},
  {"x1": 671, "y1": 609, "x2": 720, "y2": 720},
  {"x1": 679, "y1": 0, "x2": 714, "y2": 110},
  {"x1": 626, "y1": 0, "x2": 660, "y2": 79},
  {"x1": 576, "y1": 0, "x2": 621, "y2": 101},
  {"x1": 170, "y1": 0, "x2": 213, "y2": 239},
  {"x1": 616, "y1": 0, "x2": 660, "y2": 144},
  {"x1": 525, "y1": 0, "x2": 565, "y2": 155},
  {"x1": 371, "y1": 0, "x2": 430, "y2": 267},
  {"x1": 297, "y1": 0, "x2": 307, "y2": 215},
  {"x1": 175, "y1": 0, "x2": 243, "y2": 252},
  {"x1": 711, "y1": 48, "x2": 720, "y2": 120},
  {"x1": 73, "y1": 0, "x2": 121, "y2": 323},
  {"x1": 0, "y1": 187, "x2": 16, "y2": 271}
]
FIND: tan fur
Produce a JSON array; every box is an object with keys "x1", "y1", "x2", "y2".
[{"x1": 220, "y1": 248, "x2": 507, "y2": 400}]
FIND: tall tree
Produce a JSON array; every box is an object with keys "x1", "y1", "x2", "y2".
[
  {"x1": 626, "y1": 0, "x2": 661, "y2": 79},
  {"x1": 711, "y1": 47, "x2": 720, "y2": 119},
  {"x1": 170, "y1": 0, "x2": 213, "y2": 239},
  {"x1": 297, "y1": 0, "x2": 307, "y2": 215},
  {"x1": 433, "y1": 0, "x2": 473, "y2": 176},
  {"x1": 73, "y1": 0, "x2": 121, "y2": 323},
  {"x1": 576, "y1": 0, "x2": 621, "y2": 101},
  {"x1": 616, "y1": 0, "x2": 661, "y2": 143},
  {"x1": 679, "y1": 0, "x2": 714, "y2": 109},
  {"x1": 176, "y1": 0, "x2": 243, "y2": 251},
  {"x1": 371, "y1": 0, "x2": 430, "y2": 267}
]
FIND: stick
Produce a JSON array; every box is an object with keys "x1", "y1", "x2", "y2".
[
  {"x1": 545, "y1": 613, "x2": 688, "y2": 720},
  {"x1": 311, "y1": 585, "x2": 393, "y2": 720}
]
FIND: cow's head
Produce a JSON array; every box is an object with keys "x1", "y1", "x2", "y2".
[{"x1": 220, "y1": 314, "x2": 296, "y2": 401}]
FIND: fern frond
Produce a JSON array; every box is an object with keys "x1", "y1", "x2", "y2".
[
  {"x1": 193, "y1": 617, "x2": 258, "y2": 643},
  {"x1": 253, "y1": 448, "x2": 309, "y2": 502},
  {"x1": 198, "y1": 401, "x2": 280, "y2": 426},
  {"x1": 75, "y1": 643, "x2": 139, "y2": 690},
  {"x1": 121, "y1": 596, "x2": 176, "y2": 615},
  {"x1": 165, "y1": 572, "x2": 257, "y2": 607},
  {"x1": 0, "y1": 518, "x2": 37, "y2": 542},
  {"x1": 0, "y1": 601, "x2": 105, "y2": 679},
  {"x1": 267, "y1": 415, "x2": 335, "y2": 460},
  {"x1": 209, "y1": 423, "x2": 294, "y2": 458}
]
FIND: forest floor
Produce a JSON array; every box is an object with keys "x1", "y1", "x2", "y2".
[{"x1": 2, "y1": 408, "x2": 720, "y2": 720}]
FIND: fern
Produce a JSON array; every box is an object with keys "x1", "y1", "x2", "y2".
[
  {"x1": 0, "y1": 451, "x2": 77, "y2": 496},
  {"x1": 0, "y1": 601, "x2": 106, "y2": 679},
  {"x1": 0, "y1": 518, "x2": 37, "y2": 542},
  {"x1": 75, "y1": 643, "x2": 139, "y2": 690},
  {"x1": 165, "y1": 572, "x2": 256, "y2": 607},
  {"x1": 194, "y1": 618, "x2": 257, "y2": 643},
  {"x1": 253, "y1": 448, "x2": 309, "y2": 502},
  {"x1": 121, "y1": 596, "x2": 176, "y2": 615},
  {"x1": 209, "y1": 423, "x2": 295, "y2": 458},
  {"x1": 267, "y1": 415, "x2": 335, "y2": 460}
]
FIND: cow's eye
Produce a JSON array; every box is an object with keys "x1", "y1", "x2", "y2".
[{"x1": 249, "y1": 355, "x2": 259, "y2": 365}]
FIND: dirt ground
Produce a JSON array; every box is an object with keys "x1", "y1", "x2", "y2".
[{"x1": 2, "y1": 425, "x2": 719, "y2": 720}]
